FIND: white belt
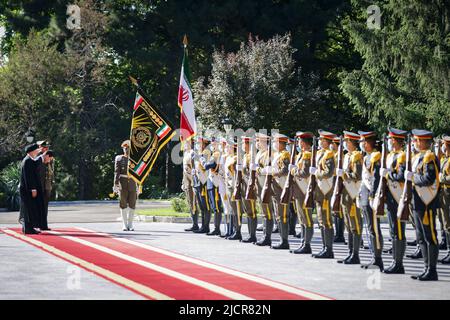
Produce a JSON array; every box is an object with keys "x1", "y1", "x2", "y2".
[{"x1": 120, "y1": 174, "x2": 129, "y2": 178}]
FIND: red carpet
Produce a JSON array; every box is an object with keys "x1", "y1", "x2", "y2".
[{"x1": 1, "y1": 227, "x2": 332, "y2": 300}]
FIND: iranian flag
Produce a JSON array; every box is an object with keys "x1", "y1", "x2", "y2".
[{"x1": 178, "y1": 35, "x2": 197, "y2": 141}]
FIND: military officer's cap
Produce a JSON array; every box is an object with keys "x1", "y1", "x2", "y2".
[
  {"x1": 241, "y1": 136, "x2": 252, "y2": 143},
  {"x1": 25, "y1": 143, "x2": 39, "y2": 153},
  {"x1": 272, "y1": 133, "x2": 289, "y2": 143},
  {"x1": 37, "y1": 140, "x2": 50, "y2": 148},
  {"x1": 121, "y1": 140, "x2": 131, "y2": 148},
  {"x1": 343, "y1": 131, "x2": 360, "y2": 141},
  {"x1": 358, "y1": 131, "x2": 377, "y2": 141},
  {"x1": 332, "y1": 136, "x2": 341, "y2": 143},
  {"x1": 388, "y1": 127, "x2": 408, "y2": 139},
  {"x1": 442, "y1": 135, "x2": 450, "y2": 143},
  {"x1": 412, "y1": 129, "x2": 433, "y2": 140},
  {"x1": 255, "y1": 132, "x2": 270, "y2": 141},
  {"x1": 318, "y1": 129, "x2": 336, "y2": 141},
  {"x1": 296, "y1": 131, "x2": 314, "y2": 139}
]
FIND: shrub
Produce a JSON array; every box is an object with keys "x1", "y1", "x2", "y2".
[
  {"x1": 171, "y1": 197, "x2": 189, "y2": 213},
  {"x1": 0, "y1": 161, "x2": 21, "y2": 211}
]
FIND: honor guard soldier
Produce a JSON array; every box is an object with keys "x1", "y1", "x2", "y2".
[
  {"x1": 270, "y1": 133, "x2": 291, "y2": 250},
  {"x1": 336, "y1": 131, "x2": 363, "y2": 264},
  {"x1": 202, "y1": 137, "x2": 224, "y2": 236},
  {"x1": 255, "y1": 133, "x2": 275, "y2": 246},
  {"x1": 218, "y1": 137, "x2": 233, "y2": 238},
  {"x1": 182, "y1": 140, "x2": 199, "y2": 232},
  {"x1": 192, "y1": 136, "x2": 212, "y2": 234},
  {"x1": 241, "y1": 136, "x2": 258, "y2": 243},
  {"x1": 224, "y1": 140, "x2": 241, "y2": 240},
  {"x1": 332, "y1": 136, "x2": 346, "y2": 243},
  {"x1": 438, "y1": 135, "x2": 450, "y2": 264},
  {"x1": 407, "y1": 130, "x2": 440, "y2": 281},
  {"x1": 382, "y1": 128, "x2": 408, "y2": 274},
  {"x1": 114, "y1": 140, "x2": 138, "y2": 231},
  {"x1": 358, "y1": 131, "x2": 384, "y2": 270},
  {"x1": 290, "y1": 132, "x2": 314, "y2": 254},
  {"x1": 310, "y1": 130, "x2": 336, "y2": 258}
]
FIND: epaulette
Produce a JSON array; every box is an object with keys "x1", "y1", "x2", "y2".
[
  {"x1": 324, "y1": 150, "x2": 335, "y2": 160},
  {"x1": 351, "y1": 151, "x2": 362, "y2": 163},
  {"x1": 301, "y1": 151, "x2": 312, "y2": 160},
  {"x1": 397, "y1": 151, "x2": 406, "y2": 165},
  {"x1": 370, "y1": 151, "x2": 381, "y2": 164},
  {"x1": 423, "y1": 150, "x2": 436, "y2": 164}
]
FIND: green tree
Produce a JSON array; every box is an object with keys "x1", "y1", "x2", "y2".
[{"x1": 340, "y1": 0, "x2": 450, "y2": 134}]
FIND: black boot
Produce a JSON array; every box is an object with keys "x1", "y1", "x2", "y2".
[
  {"x1": 271, "y1": 240, "x2": 290, "y2": 250},
  {"x1": 185, "y1": 225, "x2": 199, "y2": 232},
  {"x1": 228, "y1": 229, "x2": 242, "y2": 240},
  {"x1": 384, "y1": 239, "x2": 405, "y2": 274},
  {"x1": 315, "y1": 228, "x2": 334, "y2": 259},
  {"x1": 207, "y1": 228, "x2": 221, "y2": 236},
  {"x1": 338, "y1": 232, "x2": 353, "y2": 264},
  {"x1": 439, "y1": 230, "x2": 447, "y2": 250},
  {"x1": 334, "y1": 216, "x2": 346, "y2": 243},
  {"x1": 361, "y1": 257, "x2": 384, "y2": 271},
  {"x1": 255, "y1": 236, "x2": 272, "y2": 246},
  {"x1": 418, "y1": 267, "x2": 438, "y2": 281},
  {"x1": 242, "y1": 217, "x2": 257, "y2": 243},
  {"x1": 344, "y1": 234, "x2": 361, "y2": 264},
  {"x1": 272, "y1": 220, "x2": 290, "y2": 249},
  {"x1": 406, "y1": 246, "x2": 423, "y2": 259},
  {"x1": 412, "y1": 243, "x2": 428, "y2": 280},
  {"x1": 291, "y1": 243, "x2": 312, "y2": 254},
  {"x1": 255, "y1": 219, "x2": 272, "y2": 246}
]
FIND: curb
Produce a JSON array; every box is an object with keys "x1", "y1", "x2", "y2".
[{"x1": 48, "y1": 200, "x2": 171, "y2": 206}]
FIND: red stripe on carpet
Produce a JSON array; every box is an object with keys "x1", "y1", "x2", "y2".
[
  {"x1": 4, "y1": 228, "x2": 231, "y2": 300},
  {"x1": 67, "y1": 228, "x2": 310, "y2": 300}
]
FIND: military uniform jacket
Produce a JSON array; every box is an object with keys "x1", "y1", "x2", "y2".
[
  {"x1": 342, "y1": 150, "x2": 363, "y2": 200},
  {"x1": 114, "y1": 155, "x2": 137, "y2": 191},
  {"x1": 225, "y1": 155, "x2": 237, "y2": 191},
  {"x1": 292, "y1": 150, "x2": 311, "y2": 195},
  {"x1": 193, "y1": 149, "x2": 211, "y2": 187},
  {"x1": 203, "y1": 150, "x2": 221, "y2": 190},
  {"x1": 386, "y1": 151, "x2": 406, "y2": 204},
  {"x1": 411, "y1": 150, "x2": 439, "y2": 210},
  {"x1": 272, "y1": 149, "x2": 290, "y2": 188},
  {"x1": 360, "y1": 151, "x2": 381, "y2": 206},
  {"x1": 182, "y1": 149, "x2": 194, "y2": 190},
  {"x1": 315, "y1": 149, "x2": 335, "y2": 195},
  {"x1": 440, "y1": 155, "x2": 450, "y2": 187}
]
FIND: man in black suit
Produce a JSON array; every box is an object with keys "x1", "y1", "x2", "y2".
[{"x1": 19, "y1": 144, "x2": 45, "y2": 234}]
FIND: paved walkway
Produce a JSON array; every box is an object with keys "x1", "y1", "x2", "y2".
[{"x1": 0, "y1": 202, "x2": 449, "y2": 300}]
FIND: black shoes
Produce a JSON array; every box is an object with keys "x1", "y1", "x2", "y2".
[
  {"x1": 344, "y1": 255, "x2": 360, "y2": 265},
  {"x1": 312, "y1": 248, "x2": 334, "y2": 259},
  {"x1": 291, "y1": 244, "x2": 312, "y2": 254},
  {"x1": 337, "y1": 253, "x2": 352, "y2": 264},
  {"x1": 361, "y1": 257, "x2": 384, "y2": 271},
  {"x1": 241, "y1": 236, "x2": 257, "y2": 243},
  {"x1": 383, "y1": 263, "x2": 405, "y2": 274},
  {"x1": 206, "y1": 229, "x2": 221, "y2": 236},
  {"x1": 406, "y1": 248, "x2": 423, "y2": 259},
  {"x1": 24, "y1": 228, "x2": 40, "y2": 235},
  {"x1": 271, "y1": 241, "x2": 290, "y2": 250},
  {"x1": 255, "y1": 238, "x2": 271, "y2": 247},
  {"x1": 194, "y1": 227, "x2": 209, "y2": 234},
  {"x1": 227, "y1": 232, "x2": 242, "y2": 241},
  {"x1": 439, "y1": 240, "x2": 448, "y2": 251},
  {"x1": 439, "y1": 253, "x2": 450, "y2": 264},
  {"x1": 415, "y1": 268, "x2": 438, "y2": 281},
  {"x1": 185, "y1": 225, "x2": 199, "y2": 232}
]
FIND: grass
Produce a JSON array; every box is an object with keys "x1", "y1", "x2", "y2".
[{"x1": 137, "y1": 207, "x2": 190, "y2": 217}]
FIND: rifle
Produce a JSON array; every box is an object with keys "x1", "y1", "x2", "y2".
[
  {"x1": 245, "y1": 140, "x2": 257, "y2": 201},
  {"x1": 261, "y1": 137, "x2": 273, "y2": 204},
  {"x1": 397, "y1": 134, "x2": 412, "y2": 222},
  {"x1": 304, "y1": 136, "x2": 317, "y2": 209},
  {"x1": 373, "y1": 134, "x2": 388, "y2": 217},
  {"x1": 280, "y1": 137, "x2": 297, "y2": 204},
  {"x1": 330, "y1": 136, "x2": 344, "y2": 213},
  {"x1": 233, "y1": 139, "x2": 243, "y2": 201}
]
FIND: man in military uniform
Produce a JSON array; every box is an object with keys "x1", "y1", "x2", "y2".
[
  {"x1": 309, "y1": 130, "x2": 336, "y2": 258},
  {"x1": 382, "y1": 128, "x2": 408, "y2": 274},
  {"x1": 358, "y1": 131, "x2": 384, "y2": 270},
  {"x1": 224, "y1": 139, "x2": 240, "y2": 239},
  {"x1": 290, "y1": 132, "x2": 314, "y2": 254},
  {"x1": 202, "y1": 137, "x2": 223, "y2": 236},
  {"x1": 113, "y1": 140, "x2": 138, "y2": 231},
  {"x1": 36, "y1": 141, "x2": 53, "y2": 230},
  {"x1": 192, "y1": 137, "x2": 212, "y2": 234},
  {"x1": 336, "y1": 131, "x2": 363, "y2": 264},
  {"x1": 406, "y1": 130, "x2": 440, "y2": 281},
  {"x1": 255, "y1": 133, "x2": 275, "y2": 246},
  {"x1": 241, "y1": 136, "x2": 258, "y2": 243},
  {"x1": 438, "y1": 135, "x2": 450, "y2": 264},
  {"x1": 182, "y1": 140, "x2": 199, "y2": 232},
  {"x1": 270, "y1": 133, "x2": 291, "y2": 250},
  {"x1": 332, "y1": 136, "x2": 346, "y2": 243}
]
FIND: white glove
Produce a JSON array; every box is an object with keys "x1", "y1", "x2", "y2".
[
  {"x1": 191, "y1": 169, "x2": 197, "y2": 175},
  {"x1": 113, "y1": 185, "x2": 120, "y2": 194},
  {"x1": 250, "y1": 163, "x2": 258, "y2": 171},
  {"x1": 236, "y1": 164, "x2": 243, "y2": 171},
  {"x1": 380, "y1": 168, "x2": 390, "y2": 177},
  {"x1": 309, "y1": 167, "x2": 317, "y2": 175},
  {"x1": 289, "y1": 164, "x2": 298, "y2": 171},
  {"x1": 265, "y1": 166, "x2": 273, "y2": 175},
  {"x1": 336, "y1": 168, "x2": 344, "y2": 177},
  {"x1": 405, "y1": 170, "x2": 414, "y2": 182}
]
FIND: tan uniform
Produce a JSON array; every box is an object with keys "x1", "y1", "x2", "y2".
[
  {"x1": 272, "y1": 149, "x2": 291, "y2": 243},
  {"x1": 341, "y1": 150, "x2": 363, "y2": 258},
  {"x1": 182, "y1": 149, "x2": 198, "y2": 227},
  {"x1": 114, "y1": 154, "x2": 138, "y2": 230},
  {"x1": 242, "y1": 152, "x2": 258, "y2": 240},
  {"x1": 439, "y1": 154, "x2": 450, "y2": 260}
]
